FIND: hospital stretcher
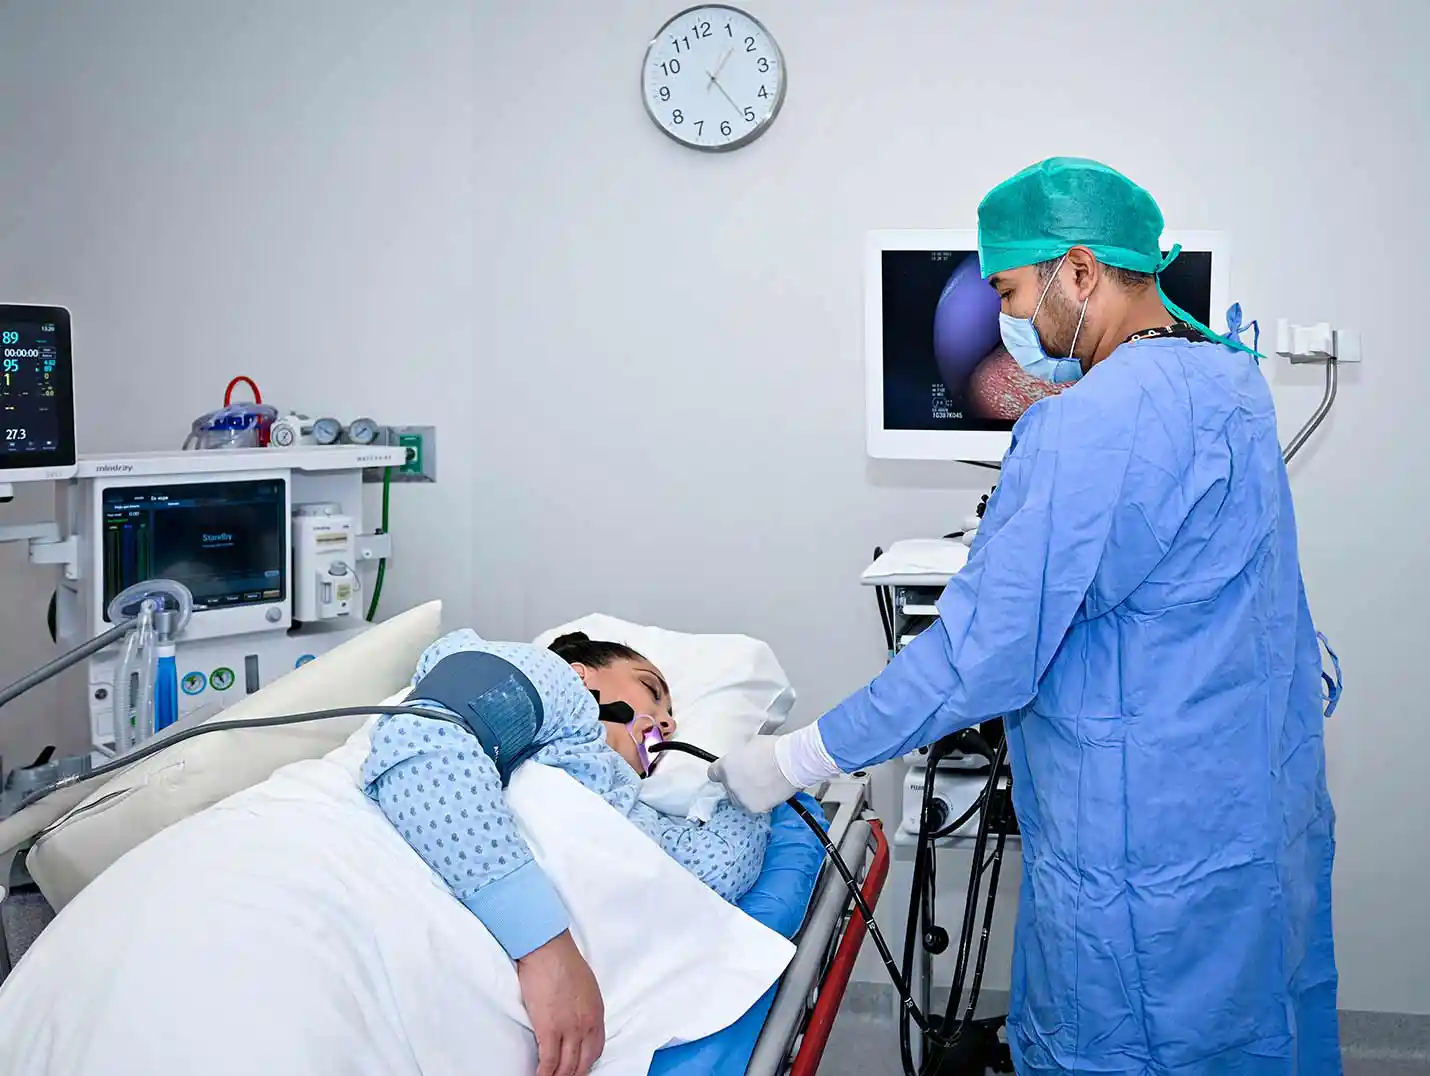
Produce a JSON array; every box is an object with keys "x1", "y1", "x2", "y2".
[
  {"x1": 653, "y1": 776, "x2": 890, "y2": 1076},
  {"x1": 0, "y1": 773, "x2": 887, "y2": 1076}
]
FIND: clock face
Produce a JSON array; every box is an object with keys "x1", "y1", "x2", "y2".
[{"x1": 642, "y1": 6, "x2": 786, "y2": 152}]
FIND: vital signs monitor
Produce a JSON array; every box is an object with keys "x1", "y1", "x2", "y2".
[{"x1": 0, "y1": 304, "x2": 77, "y2": 483}]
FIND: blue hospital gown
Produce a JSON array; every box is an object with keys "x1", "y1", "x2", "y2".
[
  {"x1": 362, "y1": 630, "x2": 770, "y2": 959},
  {"x1": 818, "y1": 337, "x2": 1339, "y2": 1075}
]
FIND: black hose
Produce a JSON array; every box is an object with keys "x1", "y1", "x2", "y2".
[
  {"x1": 648, "y1": 740, "x2": 968, "y2": 1053},
  {"x1": 45, "y1": 705, "x2": 462, "y2": 794},
  {"x1": 960, "y1": 823, "x2": 1009, "y2": 1027},
  {"x1": 899, "y1": 737, "x2": 949, "y2": 1076},
  {"x1": 941, "y1": 740, "x2": 1008, "y2": 1037}
]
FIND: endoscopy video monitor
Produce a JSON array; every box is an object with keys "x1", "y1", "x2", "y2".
[
  {"x1": 99, "y1": 477, "x2": 289, "y2": 621},
  {"x1": 864, "y1": 230, "x2": 1230, "y2": 462},
  {"x1": 0, "y1": 304, "x2": 76, "y2": 479}
]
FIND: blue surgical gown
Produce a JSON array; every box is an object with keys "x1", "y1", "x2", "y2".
[{"x1": 820, "y1": 337, "x2": 1339, "y2": 1075}]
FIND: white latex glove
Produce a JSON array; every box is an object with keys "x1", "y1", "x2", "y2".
[{"x1": 708, "y1": 735, "x2": 801, "y2": 814}]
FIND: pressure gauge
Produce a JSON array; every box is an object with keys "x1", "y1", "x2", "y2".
[
  {"x1": 313, "y1": 417, "x2": 343, "y2": 445},
  {"x1": 269, "y1": 421, "x2": 299, "y2": 448},
  {"x1": 347, "y1": 417, "x2": 381, "y2": 445}
]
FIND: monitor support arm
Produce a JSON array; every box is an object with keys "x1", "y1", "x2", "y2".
[{"x1": 0, "y1": 519, "x2": 79, "y2": 580}]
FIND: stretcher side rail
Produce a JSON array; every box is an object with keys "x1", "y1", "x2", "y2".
[{"x1": 746, "y1": 776, "x2": 889, "y2": 1076}]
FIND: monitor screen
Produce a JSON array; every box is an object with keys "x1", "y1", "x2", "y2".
[
  {"x1": 866, "y1": 231, "x2": 1228, "y2": 461},
  {"x1": 0, "y1": 305, "x2": 76, "y2": 472},
  {"x1": 101, "y1": 478, "x2": 288, "y2": 620},
  {"x1": 881, "y1": 248, "x2": 1213, "y2": 433}
]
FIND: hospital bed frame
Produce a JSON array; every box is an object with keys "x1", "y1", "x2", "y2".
[{"x1": 750, "y1": 775, "x2": 890, "y2": 1076}]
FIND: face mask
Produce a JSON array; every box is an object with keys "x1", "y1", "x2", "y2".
[{"x1": 998, "y1": 253, "x2": 1088, "y2": 384}]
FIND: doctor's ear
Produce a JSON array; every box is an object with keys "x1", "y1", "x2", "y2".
[{"x1": 1065, "y1": 246, "x2": 1101, "y2": 300}]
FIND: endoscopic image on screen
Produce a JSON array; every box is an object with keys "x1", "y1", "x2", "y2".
[{"x1": 880, "y1": 249, "x2": 1212, "y2": 432}]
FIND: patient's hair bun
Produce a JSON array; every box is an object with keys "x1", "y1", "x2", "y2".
[{"x1": 548, "y1": 631, "x2": 646, "y2": 670}]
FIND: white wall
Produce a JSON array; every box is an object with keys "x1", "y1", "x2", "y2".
[
  {"x1": 2, "y1": 0, "x2": 1426, "y2": 1014},
  {"x1": 473, "y1": 0, "x2": 1429, "y2": 1014},
  {"x1": 0, "y1": 0, "x2": 479, "y2": 758}
]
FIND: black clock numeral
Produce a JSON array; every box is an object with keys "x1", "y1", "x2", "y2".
[
  {"x1": 660, "y1": 58, "x2": 681, "y2": 76},
  {"x1": 725, "y1": 21, "x2": 733, "y2": 37},
  {"x1": 694, "y1": 120, "x2": 705, "y2": 135},
  {"x1": 658, "y1": 86, "x2": 671, "y2": 101},
  {"x1": 692, "y1": 20, "x2": 711, "y2": 38},
  {"x1": 671, "y1": 35, "x2": 692, "y2": 52},
  {"x1": 757, "y1": 57, "x2": 770, "y2": 72},
  {"x1": 720, "y1": 120, "x2": 732, "y2": 136},
  {"x1": 743, "y1": 106, "x2": 756, "y2": 123},
  {"x1": 758, "y1": 85, "x2": 769, "y2": 99},
  {"x1": 672, "y1": 109, "x2": 684, "y2": 125},
  {"x1": 745, "y1": 35, "x2": 756, "y2": 52}
]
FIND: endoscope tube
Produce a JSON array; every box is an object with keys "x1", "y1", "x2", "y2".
[
  {"x1": 941, "y1": 739, "x2": 1008, "y2": 1041},
  {"x1": 645, "y1": 739, "x2": 961, "y2": 1053},
  {"x1": 900, "y1": 735, "x2": 952, "y2": 1076}
]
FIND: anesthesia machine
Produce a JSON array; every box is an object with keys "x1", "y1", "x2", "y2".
[{"x1": 0, "y1": 303, "x2": 436, "y2": 810}]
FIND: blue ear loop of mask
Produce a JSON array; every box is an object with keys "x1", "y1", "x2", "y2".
[{"x1": 998, "y1": 253, "x2": 1087, "y2": 384}]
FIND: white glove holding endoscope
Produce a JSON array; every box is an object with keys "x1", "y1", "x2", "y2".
[{"x1": 708, "y1": 725, "x2": 843, "y2": 814}]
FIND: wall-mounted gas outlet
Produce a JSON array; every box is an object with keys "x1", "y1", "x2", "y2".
[
  {"x1": 361, "y1": 425, "x2": 437, "y2": 483},
  {"x1": 389, "y1": 425, "x2": 436, "y2": 483}
]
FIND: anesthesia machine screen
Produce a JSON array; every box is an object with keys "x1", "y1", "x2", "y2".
[{"x1": 101, "y1": 478, "x2": 288, "y2": 619}]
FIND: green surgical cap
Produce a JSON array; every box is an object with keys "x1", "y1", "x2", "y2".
[
  {"x1": 977, "y1": 157, "x2": 1164, "y2": 279},
  {"x1": 977, "y1": 156, "x2": 1256, "y2": 355}
]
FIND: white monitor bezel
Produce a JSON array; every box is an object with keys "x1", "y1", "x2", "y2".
[
  {"x1": 88, "y1": 468, "x2": 293, "y2": 642},
  {"x1": 865, "y1": 228, "x2": 1231, "y2": 463}
]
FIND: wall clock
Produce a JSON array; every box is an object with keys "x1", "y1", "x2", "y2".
[{"x1": 641, "y1": 6, "x2": 787, "y2": 152}]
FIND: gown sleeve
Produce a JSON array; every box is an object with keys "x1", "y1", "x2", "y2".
[{"x1": 818, "y1": 373, "x2": 1195, "y2": 771}]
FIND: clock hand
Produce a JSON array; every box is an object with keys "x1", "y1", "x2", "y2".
[
  {"x1": 707, "y1": 47, "x2": 734, "y2": 87},
  {"x1": 707, "y1": 73, "x2": 741, "y2": 115}
]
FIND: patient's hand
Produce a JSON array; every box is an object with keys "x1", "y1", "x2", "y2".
[{"x1": 516, "y1": 930, "x2": 606, "y2": 1076}]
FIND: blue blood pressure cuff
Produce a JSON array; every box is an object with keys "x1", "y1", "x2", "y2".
[{"x1": 409, "y1": 651, "x2": 545, "y2": 786}]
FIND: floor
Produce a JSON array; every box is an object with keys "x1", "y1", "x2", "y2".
[{"x1": 818, "y1": 1005, "x2": 1430, "y2": 1075}]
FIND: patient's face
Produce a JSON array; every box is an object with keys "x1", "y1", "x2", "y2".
[
  {"x1": 572, "y1": 657, "x2": 677, "y2": 776},
  {"x1": 576, "y1": 657, "x2": 674, "y2": 730}
]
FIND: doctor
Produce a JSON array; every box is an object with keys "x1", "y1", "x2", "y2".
[{"x1": 711, "y1": 158, "x2": 1341, "y2": 1075}]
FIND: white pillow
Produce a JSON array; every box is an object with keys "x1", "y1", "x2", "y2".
[
  {"x1": 532, "y1": 614, "x2": 794, "y2": 820},
  {"x1": 23, "y1": 601, "x2": 443, "y2": 910}
]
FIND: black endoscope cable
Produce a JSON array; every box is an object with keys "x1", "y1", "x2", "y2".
[{"x1": 647, "y1": 739, "x2": 971, "y2": 1056}]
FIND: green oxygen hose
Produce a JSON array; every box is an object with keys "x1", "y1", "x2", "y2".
[{"x1": 365, "y1": 466, "x2": 392, "y2": 622}]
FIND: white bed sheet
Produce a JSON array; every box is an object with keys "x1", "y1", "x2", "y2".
[{"x1": 0, "y1": 718, "x2": 794, "y2": 1076}]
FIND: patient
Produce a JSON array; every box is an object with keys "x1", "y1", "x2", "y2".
[{"x1": 361, "y1": 629, "x2": 772, "y2": 1076}]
